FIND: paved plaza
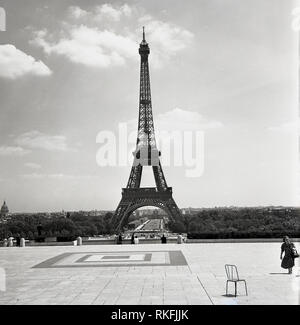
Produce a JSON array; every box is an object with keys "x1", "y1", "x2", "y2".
[{"x1": 0, "y1": 242, "x2": 299, "y2": 305}]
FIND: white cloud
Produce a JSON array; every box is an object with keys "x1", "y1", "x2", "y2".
[
  {"x1": 156, "y1": 108, "x2": 223, "y2": 132},
  {"x1": 16, "y1": 131, "x2": 70, "y2": 152},
  {"x1": 126, "y1": 108, "x2": 223, "y2": 133},
  {"x1": 69, "y1": 4, "x2": 132, "y2": 22},
  {"x1": 95, "y1": 4, "x2": 132, "y2": 21},
  {"x1": 0, "y1": 44, "x2": 52, "y2": 79},
  {"x1": 32, "y1": 26, "x2": 137, "y2": 68},
  {"x1": 22, "y1": 173, "x2": 94, "y2": 180},
  {"x1": 68, "y1": 6, "x2": 88, "y2": 19},
  {"x1": 138, "y1": 17, "x2": 194, "y2": 68},
  {"x1": 32, "y1": 4, "x2": 193, "y2": 69},
  {"x1": 22, "y1": 173, "x2": 44, "y2": 179},
  {"x1": 120, "y1": 4, "x2": 132, "y2": 17},
  {"x1": 268, "y1": 120, "x2": 299, "y2": 134},
  {"x1": 0, "y1": 146, "x2": 31, "y2": 156},
  {"x1": 24, "y1": 162, "x2": 42, "y2": 169}
]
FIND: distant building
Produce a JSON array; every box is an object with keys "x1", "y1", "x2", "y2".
[{"x1": 0, "y1": 201, "x2": 9, "y2": 218}]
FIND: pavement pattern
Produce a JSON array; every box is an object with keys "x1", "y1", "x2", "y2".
[{"x1": 0, "y1": 243, "x2": 299, "y2": 305}]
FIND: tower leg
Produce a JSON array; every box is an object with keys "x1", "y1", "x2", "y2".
[
  {"x1": 164, "y1": 198, "x2": 182, "y2": 222},
  {"x1": 111, "y1": 200, "x2": 132, "y2": 233},
  {"x1": 127, "y1": 166, "x2": 143, "y2": 188},
  {"x1": 153, "y1": 162, "x2": 168, "y2": 190}
]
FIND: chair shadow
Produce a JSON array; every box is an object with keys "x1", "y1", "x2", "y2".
[
  {"x1": 222, "y1": 294, "x2": 236, "y2": 298},
  {"x1": 222, "y1": 294, "x2": 249, "y2": 298}
]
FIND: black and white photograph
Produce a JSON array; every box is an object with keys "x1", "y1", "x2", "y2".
[{"x1": 0, "y1": 0, "x2": 299, "y2": 310}]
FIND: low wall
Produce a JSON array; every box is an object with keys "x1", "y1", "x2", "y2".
[
  {"x1": 186, "y1": 238, "x2": 300, "y2": 243},
  {"x1": 0, "y1": 238, "x2": 178, "y2": 247},
  {"x1": 1, "y1": 237, "x2": 299, "y2": 247},
  {"x1": 24, "y1": 241, "x2": 75, "y2": 246},
  {"x1": 82, "y1": 238, "x2": 178, "y2": 245}
]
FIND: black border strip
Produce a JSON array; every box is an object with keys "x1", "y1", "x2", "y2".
[
  {"x1": 75, "y1": 253, "x2": 152, "y2": 263},
  {"x1": 32, "y1": 251, "x2": 187, "y2": 268}
]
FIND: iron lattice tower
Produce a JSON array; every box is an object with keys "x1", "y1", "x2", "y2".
[{"x1": 111, "y1": 28, "x2": 182, "y2": 232}]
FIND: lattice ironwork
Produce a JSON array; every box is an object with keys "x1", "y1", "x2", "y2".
[{"x1": 111, "y1": 28, "x2": 182, "y2": 232}]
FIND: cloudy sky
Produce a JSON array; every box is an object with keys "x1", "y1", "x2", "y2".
[{"x1": 0, "y1": 0, "x2": 299, "y2": 212}]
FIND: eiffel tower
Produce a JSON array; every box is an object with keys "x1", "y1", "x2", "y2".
[{"x1": 111, "y1": 28, "x2": 182, "y2": 232}]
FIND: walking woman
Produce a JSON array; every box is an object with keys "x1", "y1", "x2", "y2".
[{"x1": 280, "y1": 236, "x2": 295, "y2": 274}]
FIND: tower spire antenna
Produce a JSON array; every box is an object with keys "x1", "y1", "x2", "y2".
[{"x1": 143, "y1": 26, "x2": 145, "y2": 42}]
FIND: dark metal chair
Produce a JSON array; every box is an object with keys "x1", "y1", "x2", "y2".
[{"x1": 225, "y1": 264, "x2": 248, "y2": 297}]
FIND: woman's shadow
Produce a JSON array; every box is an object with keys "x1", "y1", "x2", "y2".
[{"x1": 269, "y1": 272, "x2": 290, "y2": 275}]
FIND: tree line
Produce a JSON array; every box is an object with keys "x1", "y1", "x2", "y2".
[
  {"x1": 0, "y1": 207, "x2": 299, "y2": 240},
  {"x1": 168, "y1": 207, "x2": 300, "y2": 238},
  {"x1": 0, "y1": 212, "x2": 113, "y2": 240}
]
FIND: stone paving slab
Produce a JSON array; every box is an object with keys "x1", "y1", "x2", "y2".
[{"x1": 0, "y1": 243, "x2": 299, "y2": 305}]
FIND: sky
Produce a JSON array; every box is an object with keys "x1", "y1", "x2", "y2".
[{"x1": 0, "y1": 0, "x2": 299, "y2": 212}]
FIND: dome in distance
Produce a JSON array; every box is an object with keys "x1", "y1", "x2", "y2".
[{"x1": 1, "y1": 201, "x2": 9, "y2": 215}]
